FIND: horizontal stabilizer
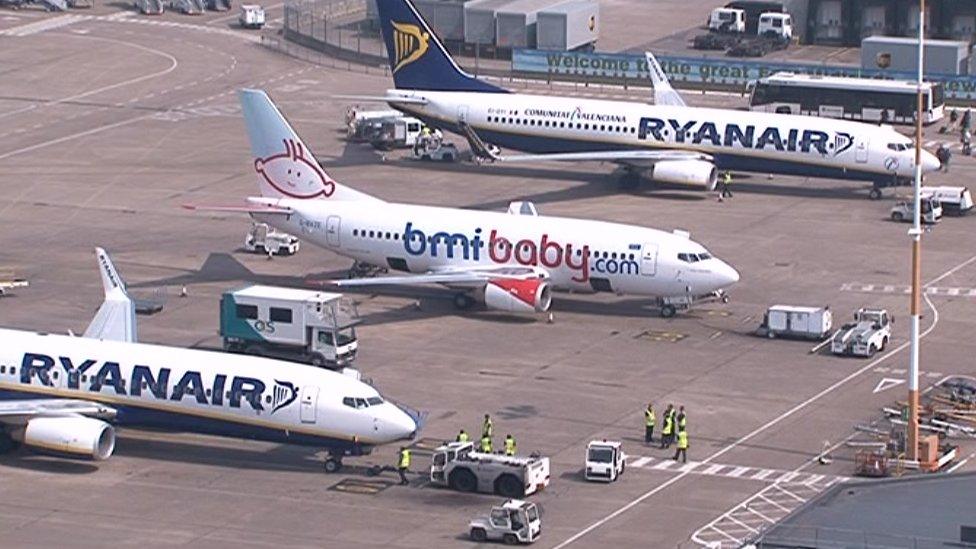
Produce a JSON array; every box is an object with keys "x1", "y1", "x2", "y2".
[{"x1": 182, "y1": 203, "x2": 294, "y2": 215}]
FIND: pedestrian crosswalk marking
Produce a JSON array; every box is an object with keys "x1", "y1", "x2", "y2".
[{"x1": 625, "y1": 454, "x2": 848, "y2": 486}]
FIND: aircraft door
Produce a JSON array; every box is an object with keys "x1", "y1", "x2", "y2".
[
  {"x1": 326, "y1": 215, "x2": 341, "y2": 247},
  {"x1": 457, "y1": 105, "x2": 469, "y2": 124},
  {"x1": 300, "y1": 386, "x2": 319, "y2": 424},
  {"x1": 855, "y1": 136, "x2": 869, "y2": 163},
  {"x1": 640, "y1": 243, "x2": 658, "y2": 276}
]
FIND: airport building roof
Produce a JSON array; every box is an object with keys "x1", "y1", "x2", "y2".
[{"x1": 751, "y1": 472, "x2": 976, "y2": 548}]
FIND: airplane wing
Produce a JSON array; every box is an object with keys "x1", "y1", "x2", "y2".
[
  {"x1": 83, "y1": 247, "x2": 137, "y2": 343},
  {"x1": 458, "y1": 121, "x2": 710, "y2": 167},
  {"x1": 0, "y1": 399, "x2": 116, "y2": 425},
  {"x1": 181, "y1": 204, "x2": 294, "y2": 215},
  {"x1": 645, "y1": 51, "x2": 686, "y2": 107},
  {"x1": 329, "y1": 265, "x2": 546, "y2": 288},
  {"x1": 332, "y1": 94, "x2": 429, "y2": 105}
]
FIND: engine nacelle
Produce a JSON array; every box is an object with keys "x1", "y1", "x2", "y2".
[
  {"x1": 23, "y1": 416, "x2": 115, "y2": 460},
  {"x1": 650, "y1": 160, "x2": 718, "y2": 190},
  {"x1": 484, "y1": 278, "x2": 552, "y2": 313}
]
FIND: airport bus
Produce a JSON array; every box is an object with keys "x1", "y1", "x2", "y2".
[{"x1": 748, "y1": 72, "x2": 946, "y2": 125}]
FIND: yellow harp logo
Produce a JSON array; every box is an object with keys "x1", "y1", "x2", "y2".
[{"x1": 391, "y1": 21, "x2": 429, "y2": 73}]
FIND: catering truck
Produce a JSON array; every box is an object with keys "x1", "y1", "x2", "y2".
[{"x1": 220, "y1": 285, "x2": 359, "y2": 367}]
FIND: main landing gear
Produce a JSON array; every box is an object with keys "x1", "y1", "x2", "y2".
[
  {"x1": 324, "y1": 452, "x2": 343, "y2": 473},
  {"x1": 453, "y1": 292, "x2": 476, "y2": 310},
  {"x1": 619, "y1": 168, "x2": 642, "y2": 190},
  {"x1": 869, "y1": 176, "x2": 909, "y2": 200}
]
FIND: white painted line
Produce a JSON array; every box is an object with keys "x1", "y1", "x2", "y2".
[
  {"x1": 744, "y1": 505, "x2": 775, "y2": 523},
  {"x1": 652, "y1": 460, "x2": 676, "y2": 471},
  {"x1": 628, "y1": 456, "x2": 653, "y2": 468},
  {"x1": 749, "y1": 469, "x2": 777, "y2": 481},
  {"x1": 725, "y1": 515, "x2": 757, "y2": 534},
  {"x1": 726, "y1": 466, "x2": 751, "y2": 478},
  {"x1": 776, "y1": 471, "x2": 799, "y2": 483},
  {"x1": 774, "y1": 485, "x2": 805, "y2": 502},
  {"x1": 556, "y1": 280, "x2": 950, "y2": 548},
  {"x1": 802, "y1": 474, "x2": 824, "y2": 485},
  {"x1": 678, "y1": 462, "x2": 699, "y2": 473},
  {"x1": 702, "y1": 464, "x2": 726, "y2": 476},
  {"x1": 756, "y1": 493, "x2": 791, "y2": 513}
]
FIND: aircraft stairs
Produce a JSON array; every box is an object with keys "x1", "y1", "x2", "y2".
[
  {"x1": 135, "y1": 0, "x2": 164, "y2": 15},
  {"x1": 171, "y1": 0, "x2": 204, "y2": 15},
  {"x1": 37, "y1": 0, "x2": 68, "y2": 12},
  {"x1": 206, "y1": 0, "x2": 230, "y2": 11}
]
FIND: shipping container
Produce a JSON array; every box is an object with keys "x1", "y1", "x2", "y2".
[
  {"x1": 861, "y1": 36, "x2": 969, "y2": 75},
  {"x1": 495, "y1": 0, "x2": 562, "y2": 48},
  {"x1": 536, "y1": 0, "x2": 598, "y2": 51},
  {"x1": 415, "y1": 0, "x2": 469, "y2": 42},
  {"x1": 464, "y1": 0, "x2": 514, "y2": 44}
]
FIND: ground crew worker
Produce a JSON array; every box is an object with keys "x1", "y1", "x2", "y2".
[
  {"x1": 397, "y1": 446, "x2": 411, "y2": 485},
  {"x1": 644, "y1": 403, "x2": 656, "y2": 445},
  {"x1": 504, "y1": 434, "x2": 516, "y2": 456},
  {"x1": 480, "y1": 434, "x2": 493, "y2": 453},
  {"x1": 482, "y1": 414, "x2": 493, "y2": 439},
  {"x1": 673, "y1": 429, "x2": 689, "y2": 463},
  {"x1": 677, "y1": 405, "x2": 687, "y2": 432},
  {"x1": 659, "y1": 404, "x2": 674, "y2": 449},
  {"x1": 720, "y1": 171, "x2": 733, "y2": 199},
  {"x1": 456, "y1": 429, "x2": 470, "y2": 443}
]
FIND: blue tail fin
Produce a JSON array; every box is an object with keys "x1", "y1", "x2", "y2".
[{"x1": 376, "y1": 0, "x2": 507, "y2": 93}]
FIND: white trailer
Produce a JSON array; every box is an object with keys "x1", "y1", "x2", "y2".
[
  {"x1": 922, "y1": 186, "x2": 973, "y2": 216},
  {"x1": 239, "y1": 4, "x2": 265, "y2": 28},
  {"x1": 346, "y1": 108, "x2": 402, "y2": 141},
  {"x1": 370, "y1": 116, "x2": 425, "y2": 150},
  {"x1": 707, "y1": 7, "x2": 745, "y2": 33},
  {"x1": 762, "y1": 305, "x2": 832, "y2": 340},
  {"x1": 430, "y1": 441, "x2": 550, "y2": 498},
  {"x1": 220, "y1": 285, "x2": 359, "y2": 367},
  {"x1": 584, "y1": 440, "x2": 625, "y2": 482},
  {"x1": 830, "y1": 308, "x2": 892, "y2": 358},
  {"x1": 0, "y1": 277, "x2": 29, "y2": 297}
]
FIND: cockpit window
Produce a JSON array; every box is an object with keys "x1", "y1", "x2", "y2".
[
  {"x1": 678, "y1": 252, "x2": 705, "y2": 263},
  {"x1": 343, "y1": 397, "x2": 371, "y2": 409},
  {"x1": 887, "y1": 143, "x2": 910, "y2": 152},
  {"x1": 367, "y1": 396, "x2": 384, "y2": 405}
]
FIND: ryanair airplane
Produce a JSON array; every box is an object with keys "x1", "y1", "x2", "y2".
[
  {"x1": 368, "y1": 0, "x2": 939, "y2": 198},
  {"x1": 0, "y1": 249, "x2": 418, "y2": 472}
]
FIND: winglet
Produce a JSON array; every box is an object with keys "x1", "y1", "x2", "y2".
[
  {"x1": 84, "y1": 248, "x2": 137, "y2": 343},
  {"x1": 645, "y1": 52, "x2": 686, "y2": 107}
]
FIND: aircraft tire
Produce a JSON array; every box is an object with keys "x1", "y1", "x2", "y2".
[
  {"x1": 453, "y1": 293, "x2": 475, "y2": 310},
  {"x1": 869, "y1": 188, "x2": 883, "y2": 200},
  {"x1": 660, "y1": 304, "x2": 677, "y2": 318},
  {"x1": 0, "y1": 431, "x2": 20, "y2": 454},
  {"x1": 324, "y1": 458, "x2": 342, "y2": 473}
]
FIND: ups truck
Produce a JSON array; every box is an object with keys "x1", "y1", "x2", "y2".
[{"x1": 221, "y1": 285, "x2": 359, "y2": 367}]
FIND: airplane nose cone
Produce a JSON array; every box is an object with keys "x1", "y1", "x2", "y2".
[
  {"x1": 382, "y1": 403, "x2": 421, "y2": 442},
  {"x1": 716, "y1": 260, "x2": 740, "y2": 288},
  {"x1": 921, "y1": 150, "x2": 940, "y2": 173}
]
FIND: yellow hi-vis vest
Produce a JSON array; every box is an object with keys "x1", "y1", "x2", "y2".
[
  {"x1": 483, "y1": 418, "x2": 493, "y2": 438},
  {"x1": 505, "y1": 437, "x2": 516, "y2": 456},
  {"x1": 677, "y1": 431, "x2": 688, "y2": 450},
  {"x1": 481, "y1": 436, "x2": 492, "y2": 453},
  {"x1": 645, "y1": 409, "x2": 655, "y2": 426},
  {"x1": 662, "y1": 415, "x2": 673, "y2": 435},
  {"x1": 399, "y1": 449, "x2": 411, "y2": 468},
  {"x1": 457, "y1": 432, "x2": 470, "y2": 443}
]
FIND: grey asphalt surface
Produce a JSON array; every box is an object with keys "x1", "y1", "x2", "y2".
[{"x1": 0, "y1": 4, "x2": 975, "y2": 549}]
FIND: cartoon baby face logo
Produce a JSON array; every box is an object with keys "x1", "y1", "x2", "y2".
[{"x1": 255, "y1": 139, "x2": 335, "y2": 198}]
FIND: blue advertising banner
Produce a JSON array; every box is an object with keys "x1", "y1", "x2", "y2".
[{"x1": 512, "y1": 49, "x2": 976, "y2": 101}]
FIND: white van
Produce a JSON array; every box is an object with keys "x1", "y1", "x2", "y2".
[{"x1": 922, "y1": 186, "x2": 973, "y2": 216}]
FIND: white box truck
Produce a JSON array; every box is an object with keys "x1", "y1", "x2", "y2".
[
  {"x1": 220, "y1": 285, "x2": 359, "y2": 367},
  {"x1": 761, "y1": 305, "x2": 832, "y2": 340},
  {"x1": 922, "y1": 186, "x2": 973, "y2": 216},
  {"x1": 239, "y1": 4, "x2": 265, "y2": 28}
]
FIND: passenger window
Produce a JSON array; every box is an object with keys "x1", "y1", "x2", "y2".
[
  {"x1": 236, "y1": 304, "x2": 258, "y2": 320},
  {"x1": 269, "y1": 307, "x2": 293, "y2": 323}
]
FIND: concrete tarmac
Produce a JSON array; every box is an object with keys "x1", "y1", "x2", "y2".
[{"x1": 0, "y1": 6, "x2": 975, "y2": 549}]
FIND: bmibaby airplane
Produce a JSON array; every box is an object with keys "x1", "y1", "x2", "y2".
[
  {"x1": 365, "y1": 0, "x2": 939, "y2": 197},
  {"x1": 191, "y1": 89, "x2": 738, "y2": 318},
  {"x1": 0, "y1": 249, "x2": 417, "y2": 472}
]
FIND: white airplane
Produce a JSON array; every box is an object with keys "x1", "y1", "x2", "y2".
[
  {"x1": 362, "y1": 0, "x2": 939, "y2": 198},
  {"x1": 188, "y1": 89, "x2": 739, "y2": 318},
  {"x1": 0, "y1": 248, "x2": 418, "y2": 472}
]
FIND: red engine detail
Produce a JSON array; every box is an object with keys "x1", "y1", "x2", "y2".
[{"x1": 484, "y1": 278, "x2": 552, "y2": 313}]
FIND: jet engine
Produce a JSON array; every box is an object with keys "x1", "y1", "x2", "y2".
[
  {"x1": 650, "y1": 160, "x2": 718, "y2": 190},
  {"x1": 484, "y1": 278, "x2": 552, "y2": 313},
  {"x1": 23, "y1": 416, "x2": 116, "y2": 460}
]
